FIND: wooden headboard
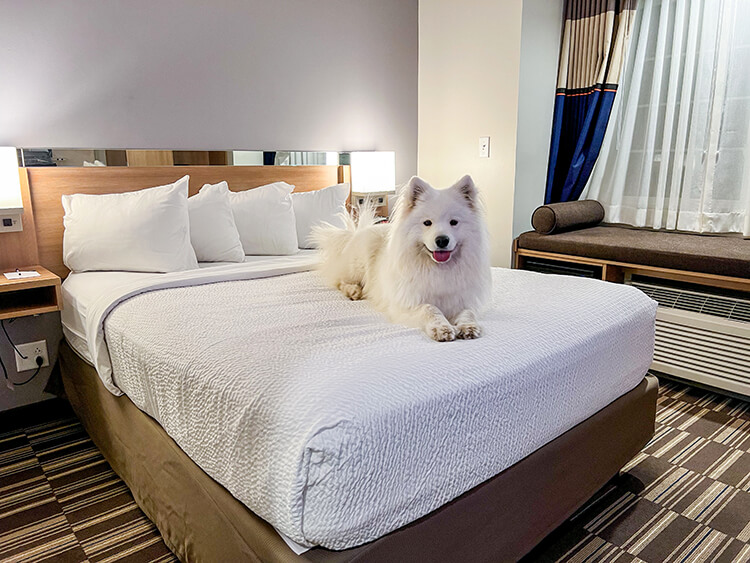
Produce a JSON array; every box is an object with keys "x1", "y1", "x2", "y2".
[{"x1": 20, "y1": 165, "x2": 350, "y2": 278}]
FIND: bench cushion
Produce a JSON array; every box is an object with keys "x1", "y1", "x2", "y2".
[{"x1": 516, "y1": 226, "x2": 750, "y2": 279}]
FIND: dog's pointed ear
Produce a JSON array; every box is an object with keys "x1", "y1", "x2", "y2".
[
  {"x1": 401, "y1": 176, "x2": 431, "y2": 209},
  {"x1": 452, "y1": 175, "x2": 478, "y2": 209}
]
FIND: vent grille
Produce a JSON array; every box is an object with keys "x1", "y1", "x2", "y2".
[
  {"x1": 631, "y1": 280, "x2": 750, "y2": 324},
  {"x1": 653, "y1": 318, "x2": 750, "y2": 385},
  {"x1": 523, "y1": 258, "x2": 600, "y2": 278}
]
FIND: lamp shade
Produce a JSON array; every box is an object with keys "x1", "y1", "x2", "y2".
[
  {"x1": 350, "y1": 151, "x2": 396, "y2": 193},
  {"x1": 0, "y1": 147, "x2": 23, "y2": 212}
]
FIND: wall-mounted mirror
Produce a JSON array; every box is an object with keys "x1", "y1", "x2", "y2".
[{"x1": 17, "y1": 149, "x2": 351, "y2": 167}]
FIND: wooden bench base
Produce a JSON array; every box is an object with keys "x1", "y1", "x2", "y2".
[{"x1": 512, "y1": 240, "x2": 750, "y2": 294}]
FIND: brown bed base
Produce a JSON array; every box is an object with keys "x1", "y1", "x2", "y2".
[{"x1": 59, "y1": 341, "x2": 657, "y2": 563}]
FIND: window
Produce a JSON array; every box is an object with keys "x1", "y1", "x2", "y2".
[{"x1": 583, "y1": 0, "x2": 750, "y2": 236}]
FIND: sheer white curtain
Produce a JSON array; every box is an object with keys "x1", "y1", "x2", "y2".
[{"x1": 582, "y1": 0, "x2": 750, "y2": 236}]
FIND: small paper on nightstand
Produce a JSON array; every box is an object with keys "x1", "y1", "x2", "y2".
[{"x1": 4, "y1": 270, "x2": 40, "y2": 280}]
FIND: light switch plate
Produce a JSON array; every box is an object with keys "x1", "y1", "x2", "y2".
[{"x1": 479, "y1": 136, "x2": 490, "y2": 158}]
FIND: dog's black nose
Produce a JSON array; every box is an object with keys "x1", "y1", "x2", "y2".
[{"x1": 435, "y1": 235, "x2": 450, "y2": 249}]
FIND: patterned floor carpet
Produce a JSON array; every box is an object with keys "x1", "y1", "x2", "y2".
[
  {"x1": 0, "y1": 402, "x2": 175, "y2": 563},
  {"x1": 528, "y1": 380, "x2": 750, "y2": 563},
  {"x1": 1, "y1": 379, "x2": 749, "y2": 563}
]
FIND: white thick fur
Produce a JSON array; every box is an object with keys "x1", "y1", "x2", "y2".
[{"x1": 312, "y1": 175, "x2": 491, "y2": 341}]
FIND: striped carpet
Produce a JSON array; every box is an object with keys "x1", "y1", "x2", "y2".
[
  {"x1": 0, "y1": 403, "x2": 175, "y2": 563},
  {"x1": 528, "y1": 380, "x2": 750, "y2": 562},
  {"x1": 1, "y1": 380, "x2": 750, "y2": 563}
]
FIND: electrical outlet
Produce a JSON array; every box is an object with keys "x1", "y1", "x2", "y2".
[
  {"x1": 14, "y1": 340, "x2": 49, "y2": 372},
  {"x1": 0, "y1": 211, "x2": 23, "y2": 232},
  {"x1": 352, "y1": 191, "x2": 390, "y2": 210}
]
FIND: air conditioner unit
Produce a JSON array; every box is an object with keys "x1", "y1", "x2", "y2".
[{"x1": 628, "y1": 279, "x2": 750, "y2": 397}]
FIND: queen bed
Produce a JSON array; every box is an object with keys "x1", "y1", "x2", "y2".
[{"x1": 23, "y1": 165, "x2": 659, "y2": 562}]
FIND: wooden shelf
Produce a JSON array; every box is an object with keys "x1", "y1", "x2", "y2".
[{"x1": 0, "y1": 265, "x2": 62, "y2": 320}]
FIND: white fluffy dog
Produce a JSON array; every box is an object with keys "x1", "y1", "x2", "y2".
[{"x1": 312, "y1": 175, "x2": 491, "y2": 341}]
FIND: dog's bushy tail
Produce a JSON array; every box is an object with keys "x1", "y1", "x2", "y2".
[{"x1": 310, "y1": 203, "x2": 378, "y2": 260}]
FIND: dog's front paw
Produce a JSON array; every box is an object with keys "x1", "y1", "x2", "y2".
[
  {"x1": 339, "y1": 283, "x2": 363, "y2": 301},
  {"x1": 427, "y1": 322, "x2": 456, "y2": 342},
  {"x1": 456, "y1": 323, "x2": 481, "y2": 339}
]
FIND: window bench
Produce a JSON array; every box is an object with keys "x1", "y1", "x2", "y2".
[
  {"x1": 513, "y1": 225, "x2": 750, "y2": 292},
  {"x1": 513, "y1": 225, "x2": 750, "y2": 397}
]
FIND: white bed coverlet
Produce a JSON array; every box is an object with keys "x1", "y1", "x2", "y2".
[{"x1": 77, "y1": 264, "x2": 656, "y2": 550}]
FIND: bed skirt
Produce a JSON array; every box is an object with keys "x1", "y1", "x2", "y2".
[{"x1": 59, "y1": 340, "x2": 657, "y2": 562}]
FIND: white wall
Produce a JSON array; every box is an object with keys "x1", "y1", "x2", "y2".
[
  {"x1": 512, "y1": 0, "x2": 564, "y2": 237},
  {"x1": 0, "y1": 0, "x2": 418, "y2": 183},
  {"x1": 418, "y1": 0, "x2": 524, "y2": 267}
]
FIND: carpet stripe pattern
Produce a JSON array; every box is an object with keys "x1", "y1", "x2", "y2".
[
  {"x1": 529, "y1": 381, "x2": 750, "y2": 562},
  {"x1": 0, "y1": 415, "x2": 175, "y2": 563},
  {"x1": 2, "y1": 380, "x2": 750, "y2": 562}
]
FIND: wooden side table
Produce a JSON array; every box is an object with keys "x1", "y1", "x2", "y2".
[{"x1": 0, "y1": 265, "x2": 62, "y2": 320}]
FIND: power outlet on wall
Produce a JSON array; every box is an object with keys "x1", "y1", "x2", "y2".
[
  {"x1": 14, "y1": 340, "x2": 49, "y2": 372},
  {"x1": 351, "y1": 191, "x2": 391, "y2": 216},
  {"x1": 0, "y1": 211, "x2": 23, "y2": 233}
]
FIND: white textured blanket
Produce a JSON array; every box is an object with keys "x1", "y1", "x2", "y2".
[{"x1": 83, "y1": 264, "x2": 656, "y2": 549}]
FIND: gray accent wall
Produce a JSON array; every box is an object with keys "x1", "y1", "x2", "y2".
[
  {"x1": 0, "y1": 0, "x2": 418, "y2": 183},
  {"x1": 512, "y1": 0, "x2": 564, "y2": 237}
]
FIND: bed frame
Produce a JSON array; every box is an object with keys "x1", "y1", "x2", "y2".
[{"x1": 23, "y1": 165, "x2": 657, "y2": 562}]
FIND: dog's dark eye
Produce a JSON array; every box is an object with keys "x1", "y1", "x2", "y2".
[
  {"x1": 423, "y1": 220, "x2": 432, "y2": 226},
  {"x1": 450, "y1": 219, "x2": 458, "y2": 226}
]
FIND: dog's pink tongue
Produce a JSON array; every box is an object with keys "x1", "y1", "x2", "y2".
[{"x1": 433, "y1": 250, "x2": 451, "y2": 263}]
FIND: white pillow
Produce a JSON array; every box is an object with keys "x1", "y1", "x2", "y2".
[
  {"x1": 188, "y1": 182, "x2": 244, "y2": 262},
  {"x1": 202, "y1": 181, "x2": 298, "y2": 255},
  {"x1": 62, "y1": 175, "x2": 198, "y2": 273},
  {"x1": 292, "y1": 183, "x2": 350, "y2": 248}
]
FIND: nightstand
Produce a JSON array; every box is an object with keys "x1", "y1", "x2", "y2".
[{"x1": 0, "y1": 266, "x2": 62, "y2": 320}]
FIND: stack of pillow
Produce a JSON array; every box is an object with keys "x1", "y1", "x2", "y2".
[{"x1": 61, "y1": 175, "x2": 350, "y2": 273}]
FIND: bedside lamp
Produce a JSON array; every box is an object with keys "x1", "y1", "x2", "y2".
[
  {"x1": 350, "y1": 151, "x2": 396, "y2": 216},
  {"x1": 0, "y1": 147, "x2": 23, "y2": 233}
]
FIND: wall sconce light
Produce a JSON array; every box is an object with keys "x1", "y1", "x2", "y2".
[
  {"x1": 350, "y1": 151, "x2": 396, "y2": 216},
  {"x1": 0, "y1": 147, "x2": 23, "y2": 233}
]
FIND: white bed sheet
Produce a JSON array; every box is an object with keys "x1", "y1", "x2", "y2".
[
  {"x1": 61, "y1": 251, "x2": 318, "y2": 364},
  {"x1": 62, "y1": 262, "x2": 656, "y2": 551}
]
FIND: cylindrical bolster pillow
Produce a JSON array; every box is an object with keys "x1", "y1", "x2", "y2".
[{"x1": 531, "y1": 200, "x2": 605, "y2": 234}]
